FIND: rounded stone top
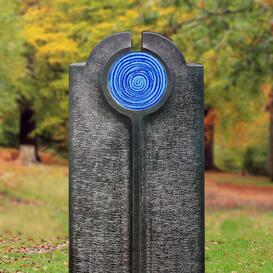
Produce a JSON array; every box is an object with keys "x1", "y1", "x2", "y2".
[{"x1": 107, "y1": 51, "x2": 167, "y2": 111}]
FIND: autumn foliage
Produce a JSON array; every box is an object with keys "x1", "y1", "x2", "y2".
[{"x1": 0, "y1": 0, "x2": 272, "y2": 174}]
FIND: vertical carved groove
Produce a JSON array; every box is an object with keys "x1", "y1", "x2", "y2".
[{"x1": 130, "y1": 117, "x2": 145, "y2": 273}]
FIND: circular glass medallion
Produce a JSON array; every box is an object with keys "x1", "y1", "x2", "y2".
[{"x1": 107, "y1": 52, "x2": 167, "y2": 111}]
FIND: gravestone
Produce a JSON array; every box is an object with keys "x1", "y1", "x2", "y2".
[{"x1": 70, "y1": 32, "x2": 204, "y2": 273}]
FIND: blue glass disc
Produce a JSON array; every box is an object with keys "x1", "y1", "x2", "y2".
[{"x1": 107, "y1": 52, "x2": 167, "y2": 111}]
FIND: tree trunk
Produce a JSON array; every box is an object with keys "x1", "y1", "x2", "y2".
[
  {"x1": 204, "y1": 106, "x2": 217, "y2": 171},
  {"x1": 269, "y1": 114, "x2": 273, "y2": 181},
  {"x1": 266, "y1": 89, "x2": 273, "y2": 181},
  {"x1": 17, "y1": 102, "x2": 39, "y2": 164}
]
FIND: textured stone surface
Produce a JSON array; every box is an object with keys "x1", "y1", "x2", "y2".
[
  {"x1": 69, "y1": 33, "x2": 131, "y2": 273},
  {"x1": 70, "y1": 32, "x2": 204, "y2": 273},
  {"x1": 142, "y1": 33, "x2": 204, "y2": 272},
  {"x1": 144, "y1": 64, "x2": 204, "y2": 272}
]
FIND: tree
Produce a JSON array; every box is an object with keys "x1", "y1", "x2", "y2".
[
  {"x1": 117, "y1": 0, "x2": 272, "y2": 171},
  {"x1": 265, "y1": 84, "x2": 273, "y2": 180},
  {"x1": 1, "y1": 0, "x2": 272, "y2": 172},
  {"x1": 21, "y1": 0, "x2": 133, "y2": 154},
  {"x1": 159, "y1": 0, "x2": 272, "y2": 171},
  {"x1": 0, "y1": 0, "x2": 25, "y2": 147},
  {"x1": 204, "y1": 106, "x2": 217, "y2": 170}
]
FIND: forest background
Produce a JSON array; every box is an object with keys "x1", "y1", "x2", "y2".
[{"x1": 1, "y1": 0, "x2": 272, "y2": 176}]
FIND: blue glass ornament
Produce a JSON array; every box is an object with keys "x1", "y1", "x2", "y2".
[{"x1": 107, "y1": 52, "x2": 167, "y2": 111}]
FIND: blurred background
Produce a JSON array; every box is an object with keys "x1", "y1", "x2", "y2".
[{"x1": 0, "y1": 0, "x2": 272, "y2": 272}]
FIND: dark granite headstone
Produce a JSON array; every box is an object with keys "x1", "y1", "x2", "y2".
[{"x1": 69, "y1": 32, "x2": 204, "y2": 273}]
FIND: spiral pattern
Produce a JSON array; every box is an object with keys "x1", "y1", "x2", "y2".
[{"x1": 107, "y1": 52, "x2": 167, "y2": 111}]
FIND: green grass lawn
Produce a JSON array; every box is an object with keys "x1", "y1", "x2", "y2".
[
  {"x1": 0, "y1": 159, "x2": 273, "y2": 272},
  {"x1": 0, "y1": 161, "x2": 68, "y2": 272},
  {"x1": 0, "y1": 238, "x2": 68, "y2": 272},
  {"x1": 206, "y1": 210, "x2": 273, "y2": 272}
]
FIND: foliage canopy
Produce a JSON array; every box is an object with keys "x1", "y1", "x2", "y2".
[{"x1": 0, "y1": 0, "x2": 272, "y2": 168}]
